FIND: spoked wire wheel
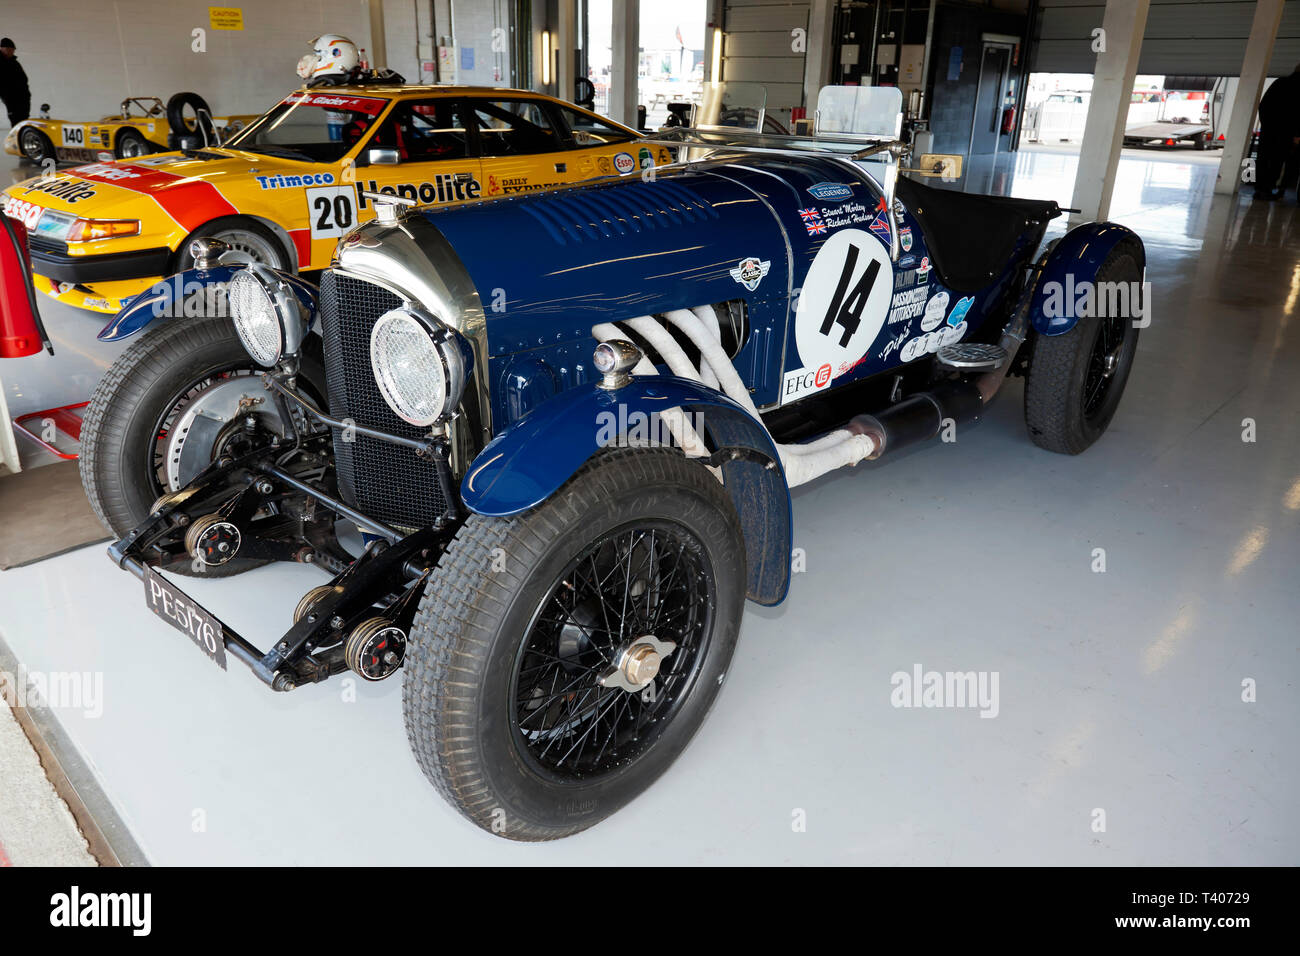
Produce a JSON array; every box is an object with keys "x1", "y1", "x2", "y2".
[
  {"x1": 512, "y1": 521, "x2": 715, "y2": 780},
  {"x1": 403, "y1": 447, "x2": 747, "y2": 840}
]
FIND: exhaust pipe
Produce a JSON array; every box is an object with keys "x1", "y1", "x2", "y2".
[{"x1": 847, "y1": 379, "x2": 984, "y2": 459}]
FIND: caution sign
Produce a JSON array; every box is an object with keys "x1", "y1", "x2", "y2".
[{"x1": 209, "y1": 6, "x2": 244, "y2": 30}]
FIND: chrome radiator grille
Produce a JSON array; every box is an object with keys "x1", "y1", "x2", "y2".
[{"x1": 319, "y1": 270, "x2": 448, "y2": 529}]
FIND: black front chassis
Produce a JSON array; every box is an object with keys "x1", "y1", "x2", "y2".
[{"x1": 108, "y1": 378, "x2": 459, "y2": 691}]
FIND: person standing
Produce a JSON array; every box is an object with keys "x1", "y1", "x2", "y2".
[
  {"x1": 0, "y1": 38, "x2": 30, "y2": 127},
  {"x1": 1255, "y1": 65, "x2": 1300, "y2": 200}
]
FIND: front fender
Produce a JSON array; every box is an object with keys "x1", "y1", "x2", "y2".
[
  {"x1": 1029, "y1": 222, "x2": 1145, "y2": 336},
  {"x1": 461, "y1": 375, "x2": 794, "y2": 606},
  {"x1": 96, "y1": 266, "x2": 318, "y2": 342}
]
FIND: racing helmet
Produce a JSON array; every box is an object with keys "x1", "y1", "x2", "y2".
[{"x1": 297, "y1": 34, "x2": 360, "y2": 81}]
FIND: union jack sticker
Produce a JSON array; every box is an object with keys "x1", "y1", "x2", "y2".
[{"x1": 799, "y1": 206, "x2": 828, "y2": 235}]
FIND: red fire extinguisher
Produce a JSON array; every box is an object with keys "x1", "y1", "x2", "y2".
[
  {"x1": 1001, "y1": 104, "x2": 1017, "y2": 135},
  {"x1": 1, "y1": 213, "x2": 53, "y2": 358}
]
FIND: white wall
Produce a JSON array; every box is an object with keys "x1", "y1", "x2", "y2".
[{"x1": 0, "y1": 0, "x2": 423, "y2": 127}]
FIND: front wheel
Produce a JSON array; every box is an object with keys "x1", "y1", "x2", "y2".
[
  {"x1": 19, "y1": 126, "x2": 53, "y2": 164},
  {"x1": 403, "y1": 447, "x2": 747, "y2": 841},
  {"x1": 79, "y1": 314, "x2": 324, "y2": 576},
  {"x1": 175, "y1": 216, "x2": 292, "y2": 272},
  {"x1": 1024, "y1": 245, "x2": 1142, "y2": 454}
]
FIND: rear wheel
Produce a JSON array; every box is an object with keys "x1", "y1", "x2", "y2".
[
  {"x1": 79, "y1": 314, "x2": 324, "y2": 576},
  {"x1": 403, "y1": 447, "x2": 746, "y2": 841},
  {"x1": 19, "y1": 127, "x2": 53, "y2": 164},
  {"x1": 1024, "y1": 246, "x2": 1142, "y2": 454}
]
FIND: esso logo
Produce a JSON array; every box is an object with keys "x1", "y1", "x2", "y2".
[
  {"x1": 814, "y1": 363, "x2": 832, "y2": 387},
  {"x1": 3, "y1": 196, "x2": 42, "y2": 230},
  {"x1": 613, "y1": 152, "x2": 636, "y2": 174}
]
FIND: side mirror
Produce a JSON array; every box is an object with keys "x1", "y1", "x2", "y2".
[{"x1": 367, "y1": 147, "x2": 399, "y2": 166}]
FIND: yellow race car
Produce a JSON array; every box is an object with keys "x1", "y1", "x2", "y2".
[
  {"x1": 2, "y1": 85, "x2": 668, "y2": 314},
  {"x1": 3, "y1": 93, "x2": 259, "y2": 165}
]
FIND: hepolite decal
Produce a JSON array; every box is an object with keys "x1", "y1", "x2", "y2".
[
  {"x1": 781, "y1": 362, "x2": 834, "y2": 404},
  {"x1": 257, "y1": 172, "x2": 336, "y2": 189},
  {"x1": 353, "y1": 174, "x2": 481, "y2": 208},
  {"x1": 22, "y1": 176, "x2": 96, "y2": 203},
  {"x1": 807, "y1": 181, "x2": 853, "y2": 203},
  {"x1": 729, "y1": 256, "x2": 771, "y2": 292},
  {"x1": 613, "y1": 152, "x2": 636, "y2": 174}
]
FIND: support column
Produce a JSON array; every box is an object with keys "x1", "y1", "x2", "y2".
[
  {"x1": 704, "y1": 0, "x2": 723, "y2": 82},
  {"x1": 612, "y1": 0, "x2": 640, "y2": 125},
  {"x1": 557, "y1": 0, "x2": 576, "y2": 104},
  {"x1": 1215, "y1": 0, "x2": 1285, "y2": 195},
  {"x1": 367, "y1": 0, "x2": 388, "y2": 71},
  {"x1": 802, "y1": 0, "x2": 836, "y2": 110},
  {"x1": 1068, "y1": 0, "x2": 1150, "y2": 224}
]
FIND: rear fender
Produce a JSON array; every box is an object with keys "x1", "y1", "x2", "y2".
[
  {"x1": 1029, "y1": 222, "x2": 1145, "y2": 336},
  {"x1": 460, "y1": 376, "x2": 794, "y2": 606},
  {"x1": 96, "y1": 266, "x2": 318, "y2": 342}
]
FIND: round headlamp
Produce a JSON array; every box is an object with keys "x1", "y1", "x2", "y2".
[
  {"x1": 370, "y1": 307, "x2": 465, "y2": 427},
  {"x1": 227, "y1": 266, "x2": 308, "y2": 368}
]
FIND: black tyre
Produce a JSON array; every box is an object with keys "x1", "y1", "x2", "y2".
[
  {"x1": 79, "y1": 314, "x2": 325, "y2": 577},
  {"x1": 174, "y1": 216, "x2": 292, "y2": 273},
  {"x1": 403, "y1": 447, "x2": 746, "y2": 841},
  {"x1": 1024, "y1": 246, "x2": 1143, "y2": 454},
  {"x1": 114, "y1": 128, "x2": 150, "y2": 159},
  {"x1": 166, "y1": 91, "x2": 214, "y2": 149},
  {"x1": 18, "y1": 126, "x2": 54, "y2": 164}
]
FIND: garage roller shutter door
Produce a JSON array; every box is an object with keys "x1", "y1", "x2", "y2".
[
  {"x1": 1033, "y1": 0, "x2": 1300, "y2": 77},
  {"x1": 722, "y1": 0, "x2": 811, "y2": 111}
]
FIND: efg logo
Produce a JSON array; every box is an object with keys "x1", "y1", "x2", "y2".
[{"x1": 807, "y1": 181, "x2": 853, "y2": 203}]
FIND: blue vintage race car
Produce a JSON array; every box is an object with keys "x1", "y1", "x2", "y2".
[{"x1": 80, "y1": 87, "x2": 1144, "y2": 840}]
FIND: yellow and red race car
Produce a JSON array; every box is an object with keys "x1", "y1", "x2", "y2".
[
  {"x1": 3, "y1": 93, "x2": 259, "y2": 165},
  {"x1": 2, "y1": 85, "x2": 668, "y2": 314}
]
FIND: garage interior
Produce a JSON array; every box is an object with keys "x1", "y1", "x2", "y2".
[{"x1": 0, "y1": 0, "x2": 1296, "y2": 867}]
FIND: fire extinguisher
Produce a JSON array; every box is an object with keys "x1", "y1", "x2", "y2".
[{"x1": 1001, "y1": 104, "x2": 1016, "y2": 135}]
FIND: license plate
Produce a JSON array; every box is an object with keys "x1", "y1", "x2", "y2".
[{"x1": 142, "y1": 566, "x2": 227, "y2": 670}]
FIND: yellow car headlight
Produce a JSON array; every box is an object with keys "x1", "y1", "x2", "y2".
[{"x1": 66, "y1": 218, "x2": 140, "y2": 242}]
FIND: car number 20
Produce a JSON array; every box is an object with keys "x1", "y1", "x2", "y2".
[
  {"x1": 306, "y1": 185, "x2": 357, "y2": 239},
  {"x1": 794, "y1": 227, "x2": 893, "y2": 378}
]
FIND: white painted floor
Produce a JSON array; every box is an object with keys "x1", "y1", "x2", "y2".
[{"x1": 0, "y1": 146, "x2": 1297, "y2": 864}]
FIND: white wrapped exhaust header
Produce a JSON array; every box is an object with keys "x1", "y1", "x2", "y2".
[{"x1": 592, "y1": 306, "x2": 877, "y2": 487}]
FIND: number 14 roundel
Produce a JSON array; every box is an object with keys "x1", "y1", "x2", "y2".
[{"x1": 794, "y1": 228, "x2": 894, "y2": 379}]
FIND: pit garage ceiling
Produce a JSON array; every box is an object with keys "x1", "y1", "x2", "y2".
[{"x1": 1033, "y1": 0, "x2": 1300, "y2": 76}]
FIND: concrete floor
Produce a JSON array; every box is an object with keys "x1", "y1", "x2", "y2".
[{"x1": 0, "y1": 145, "x2": 1296, "y2": 864}]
